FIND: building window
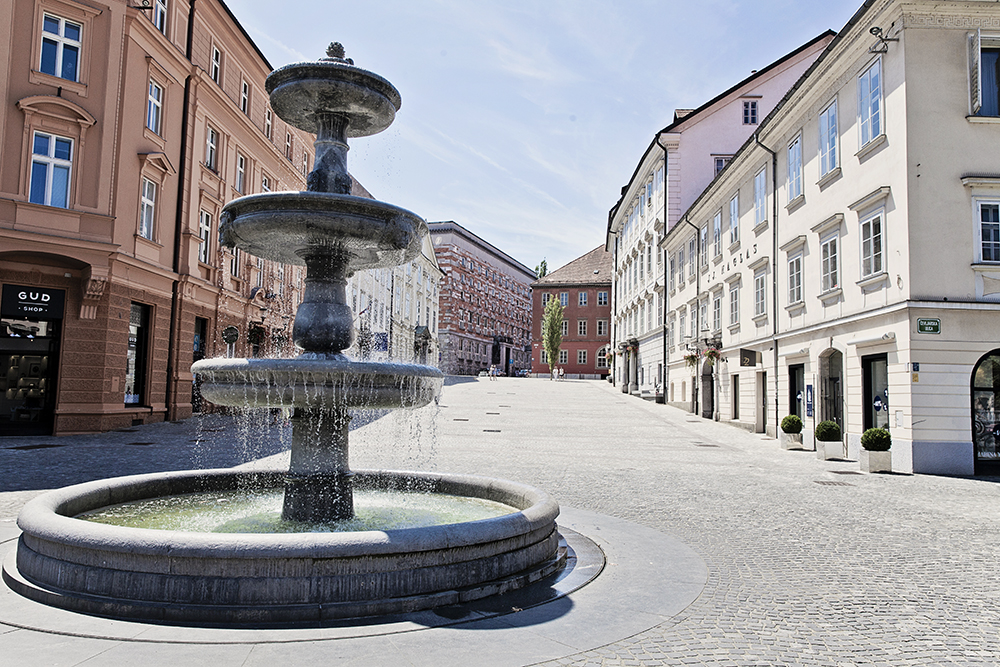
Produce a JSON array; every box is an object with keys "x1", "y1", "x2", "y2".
[
  {"x1": 542, "y1": 292, "x2": 551, "y2": 306},
  {"x1": 860, "y1": 211, "x2": 884, "y2": 277},
  {"x1": 700, "y1": 300, "x2": 708, "y2": 331},
  {"x1": 980, "y1": 202, "x2": 1000, "y2": 262},
  {"x1": 264, "y1": 108, "x2": 273, "y2": 139},
  {"x1": 29, "y1": 131, "x2": 72, "y2": 208},
  {"x1": 597, "y1": 291, "x2": 608, "y2": 306},
  {"x1": 559, "y1": 292, "x2": 568, "y2": 307},
  {"x1": 669, "y1": 257, "x2": 676, "y2": 291},
  {"x1": 139, "y1": 177, "x2": 156, "y2": 240},
  {"x1": 301, "y1": 151, "x2": 308, "y2": 176},
  {"x1": 205, "y1": 126, "x2": 218, "y2": 171},
  {"x1": 211, "y1": 46, "x2": 221, "y2": 84},
  {"x1": 679, "y1": 311, "x2": 687, "y2": 340},
  {"x1": 597, "y1": 348, "x2": 607, "y2": 368},
  {"x1": 787, "y1": 134, "x2": 802, "y2": 202},
  {"x1": 677, "y1": 248, "x2": 685, "y2": 282},
  {"x1": 971, "y1": 32, "x2": 1000, "y2": 116},
  {"x1": 754, "y1": 168, "x2": 766, "y2": 226},
  {"x1": 540, "y1": 349, "x2": 548, "y2": 364},
  {"x1": 597, "y1": 319, "x2": 608, "y2": 336},
  {"x1": 198, "y1": 210, "x2": 212, "y2": 263},
  {"x1": 688, "y1": 238, "x2": 696, "y2": 278},
  {"x1": 743, "y1": 100, "x2": 758, "y2": 125},
  {"x1": 230, "y1": 247, "x2": 241, "y2": 277},
  {"x1": 729, "y1": 193, "x2": 739, "y2": 245},
  {"x1": 561, "y1": 319, "x2": 568, "y2": 336},
  {"x1": 153, "y1": 0, "x2": 167, "y2": 34},
  {"x1": 788, "y1": 254, "x2": 803, "y2": 304},
  {"x1": 125, "y1": 303, "x2": 150, "y2": 405},
  {"x1": 714, "y1": 156, "x2": 730, "y2": 174},
  {"x1": 241, "y1": 80, "x2": 250, "y2": 115},
  {"x1": 754, "y1": 271, "x2": 766, "y2": 317},
  {"x1": 256, "y1": 257, "x2": 264, "y2": 288},
  {"x1": 713, "y1": 211, "x2": 722, "y2": 257},
  {"x1": 700, "y1": 226, "x2": 708, "y2": 266},
  {"x1": 235, "y1": 153, "x2": 246, "y2": 193},
  {"x1": 819, "y1": 99, "x2": 838, "y2": 176},
  {"x1": 559, "y1": 349, "x2": 568, "y2": 365},
  {"x1": 40, "y1": 15, "x2": 81, "y2": 82},
  {"x1": 146, "y1": 80, "x2": 163, "y2": 134},
  {"x1": 285, "y1": 132, "x2": 292, "y2": 159},
  {"x1": 261, "y1": 174, "x2": 270, "y2": 192},
  {"x1": 578, "y1": 291, "x2": 588, "y2": 306},
  {"x1": 712, "y1": 293, "x2": 721, "y2": 332},
  {"x1": 576, "y1": 349, "x2": 586, "y2": 365},
  {"x1": 729, "y1": 285, "x2": 739, "y2": 326},
  {"x1": 821, "y1": 234, "x2": 839, "y2": 292},
  {"x1": 858, "y1": 58, "x2": 882, "y2": 147}
]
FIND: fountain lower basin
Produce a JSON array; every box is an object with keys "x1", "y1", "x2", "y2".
[{"x1": 7, "y1": 469, "x2": 562, "y2": 624}]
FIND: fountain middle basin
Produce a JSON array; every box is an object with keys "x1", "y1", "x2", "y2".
[{"x1": 9, "y1": 468, "x2": 562, "y2": 624}]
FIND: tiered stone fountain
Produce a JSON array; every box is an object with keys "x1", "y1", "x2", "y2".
[{"x1": 4, "y1": 44, "x2": 562, "y2": 624}]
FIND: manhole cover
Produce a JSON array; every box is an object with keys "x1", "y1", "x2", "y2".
[{"x1": 814, "y1": 480, "x2": 853, "y2": 486}]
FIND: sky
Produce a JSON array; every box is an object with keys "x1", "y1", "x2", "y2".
[{"x1": 227, "y1": 0, "x2": 862, "y2": 274}]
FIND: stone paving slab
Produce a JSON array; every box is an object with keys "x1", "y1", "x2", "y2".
[{"x1": 2, "y1": 376, "x2": 1000, "y2": 665}]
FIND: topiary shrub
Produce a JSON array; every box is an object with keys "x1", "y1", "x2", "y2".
[
  {"x1": 780, "y1": 415, "x2": 803, "y2": 434},
  {"x1": 815, "y1": 420, "x2": 842, "y2": 442},
  {"x1": 861, "y1": 427, "x2": 891, "y2": 451}
]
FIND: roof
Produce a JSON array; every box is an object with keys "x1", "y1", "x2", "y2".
[
  {"x1": 427, "y1": 221, "x2": 536, "y2": 279},
  {"x1": 532, "y1": 246, "x2": 612, "y2": 288}
]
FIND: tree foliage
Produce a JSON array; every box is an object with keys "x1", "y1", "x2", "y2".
[
  {"x1": 535, "y1": 259, "x2": 548, "y2": 278},
  {"x1": 541, "y1": 297, "x2": 563, "y2": 374}
]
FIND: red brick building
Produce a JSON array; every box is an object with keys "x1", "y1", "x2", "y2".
[{"x1": 531, "y1": 247, "x2": 612, "y2": 379}]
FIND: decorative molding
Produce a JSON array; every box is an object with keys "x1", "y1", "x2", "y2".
[
  {"x1": 748, "y1": 256, "x2": 770, "y2": 272},
  {"x1": 811, "y1": 213, "x2": 844, "y2": 236},
  {"x1": 983, "y1": 275, "x2": 1000, "y2": 297},
  {"x1": 780, "y1": 235, "x2": 807, "y2": 253},
  {"x1": 80, "y1": 265, "x2": 109, "y2": 320},
  {"x1": 849, "y1": 186, "x2": 891, "y2": 212},
  {"x1": 902, "y1": 13, "x2": 1000, "y2": 30}
]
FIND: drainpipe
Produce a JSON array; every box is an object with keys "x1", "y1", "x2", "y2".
[
  {"x1": 682, "y1": 214, "x2": 699, "y2": 415},
  {"x1": 657, "y1": 136, "x2": 668, "y2": 405},
  {"x1": 754, "y1": 131, "x2": 779, "y2": 435},
  {"x1": 165, "y1": 0, "x2": 197, "y2": 420},
  {"x1": 610, "y1": 230, "x2": 619, "y2": 387}
]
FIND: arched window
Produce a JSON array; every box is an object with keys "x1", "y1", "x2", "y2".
[{"x1": 971, "y1": 349, "x2": 1000, "y2": 471}]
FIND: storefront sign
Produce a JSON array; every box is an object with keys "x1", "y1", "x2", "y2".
[
  {"x1": 739, "y1": 348, "x2": 757, "y2": 367},
  {"x1": 806, "y1": 384, "x2": 814, "y2": 417},
  {"x1": 1, "y1": 285, "x2": 65, "y2": 319},
  {"x1": 221, "y1": 325, "x2": 240, "y2": 344},
  {"x1": 917, "y1": 318, "x2": 940, "y2": 334}
]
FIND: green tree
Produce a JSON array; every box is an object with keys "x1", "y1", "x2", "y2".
[
  {"x1": 541, "y1": 297, "x2": 563, "y2": 379},
  {"x1": 535, "y1": 259, "x2": 548, "y2": 278}
]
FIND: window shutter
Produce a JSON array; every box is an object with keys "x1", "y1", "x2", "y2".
[{"x1": 970, "y1": 30, "x2": 982, "y2": 115}]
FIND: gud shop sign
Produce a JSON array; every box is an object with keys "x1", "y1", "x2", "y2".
[{"x1": 1, "y1": 284, "x2": 66, "y2": 319}]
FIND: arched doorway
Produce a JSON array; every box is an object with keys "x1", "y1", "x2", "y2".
[
  {"x1": 701, "y1": 359, "x2": 714, "y2": 419},
  {"x1": 971, "y1": 349, "x2": 1000, "y2": 472},
  {"x1": 819, "y1": 348, "x2": 844, "y2": 429}
]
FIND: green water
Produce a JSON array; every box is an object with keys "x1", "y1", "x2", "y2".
[{"x1": 77, "y1": 489, "x2": 513, "y2": 534}]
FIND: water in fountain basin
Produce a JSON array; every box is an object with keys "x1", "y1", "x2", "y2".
[{"x1": 77, "y1": 487, "x2": 514, "y2": 534}]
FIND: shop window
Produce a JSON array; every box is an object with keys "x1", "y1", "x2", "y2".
[
  {"x1": 862, "y1": 354, "x2": 889, "y2": 430},
  {"x1": 972, "y1": 349, "x2": 1000, "y2": 469},
  {"x1": 125, "y1": 303, "x2": 150, "y2": 406}
]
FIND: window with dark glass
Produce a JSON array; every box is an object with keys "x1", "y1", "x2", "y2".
[
  {"x1": 29, "y1": 132, "x2": 72, "y2": 208},
  {"x1": 40, "y1": 14, "x2": 81, "y2": 82},
  {"x1": 125, "y1": 303, "x2": 149, "y2": 406}
]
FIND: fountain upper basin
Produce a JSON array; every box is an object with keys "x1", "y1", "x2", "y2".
[{"x1": 192, "y1": 355, "x2": 444, "y2": 410}]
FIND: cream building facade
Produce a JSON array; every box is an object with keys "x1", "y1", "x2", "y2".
[
  {"x1": 663, "y1": 0, "x2": 1000, "y2": 475},
  {"x1": 607, "y1": 33, "x2": 834, "y2": 400}
]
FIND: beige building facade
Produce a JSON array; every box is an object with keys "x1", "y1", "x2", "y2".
[
  {"x1": 663, "y1": 0, "x2": 1000, "y2": 475},
  {"x1": 0, "y1": 0, "x2": 314, "y2": 434}
]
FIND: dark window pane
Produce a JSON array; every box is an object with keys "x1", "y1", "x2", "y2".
[
  {"x1": 33, "y1": 134, "x2": 49, "y2": 156},
  {"x1": 43, "y1": 16, "x2": 59, "y2": 34},
  {"x1": 61, "y1": 45, "x2": 78, "y2": 81},
  {"x1": 40, "y1": 39, "x2": 57, "y2": 76},
  {"x1": 64, "y1": 21, "x2": 80, "y2": 41},
  {"x1": 981, "y1": 50, "x2": 1000, "y2": 117},
  {"x1": 54, "y1": 138, "x2": 71, "y2": 161},
  {"x1": 51, "y1": 165, "x2": 69, "y2": 208},
  {"x1": 30, "y1": 162, "x2": 48, "y2": 204}
]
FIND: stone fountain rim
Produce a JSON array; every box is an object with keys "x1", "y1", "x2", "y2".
[
  {"x1": 265, "y1": 59, "x2": 402, "y2": 111},
  {"x1": 221, "y1": 190, "x2": 424, "y2": 221},
  {"x1": 17, "y1": 469, "x2": 559, "y2": 560},
  {"x1": 191, "y1": 355, "x2": 446, "y2": 378}
]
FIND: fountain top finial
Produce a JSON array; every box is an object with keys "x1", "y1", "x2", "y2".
[{"x1": 323, "y1": 42, "x2": 354, "y2": 65}]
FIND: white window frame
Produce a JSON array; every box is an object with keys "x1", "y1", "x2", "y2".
[
  {"x1": 860, "y1": 209, "x2": 885, "y2": 278},
  {"x1": 261, "y1": 174, "x2": 270, "y2": 192},
  {"x1": 970, "y1": 31, "x2": 1000, "y2": 116},
  {"x1": 819, "y1": 99, "x2": 838, "y2": 177},
  {"x1": 235, "y1": 153, "x2": 246, "y2": 193},
  {"x1": 788, "y1": 254, "x2": 803, "y2": 304},
  {"x1": 205, "y1": 126, "x2": 218, "y2": 171},
  {"x1": 542, "y1": 292, "x2": 551, "y2": 306},
  {"x1": 821, "y1": 234, "x2": 840, "y2": 293},
  {"x1": 754, "y1": 168, "x2": 767, "y2": 227},
  {"x1": 700, "y1": 226, "x2": 708, "y2": 267},
  {"x1": 40, "y1": 14, "x2": 82, "y2": 82},
  {"x1": 753, "y1": 270, "x2": 766, "y2": 318},
  {"x1": 729, "y1": 285, "x2": 739, "y2": 326},
  {"x1": 230, "y1": 247, "x2": 241, "y2": 278},
  {"x1": 153, "y1": 0, "x2": 167, "y2": 34},
  {"x1": 558, "y1": 349, "x2": 568, "y2": 365},
  {"x1": 29, "y1": 131, "x2": 73, "y2": 208},
  {"x1": 712, "y1": 293, "x2": 722, "y2": 332},
  {"x1": 713, "y1": 211, "x2": 722, "y2": 257},
  {"x1": 211, "y1": 46, "x2": 221, "y2": 84},
  {"x1": 241, "y1": 80, "x2": 249, "y2": 115},
  {"x1": 198, "y1": 210, "x2": 212, "y2": 263},
  {"x1": 577, "y1": 350, "x2": 587, "y2": 365},
  {"x1": 743, "y1": 100, "x2": 758, "y2": 125},
  {"x1": 264, "y1": 108, "x2": 273, "y2": 139},
  {"x1": 560, "y1": 319, "x2": 568, "y2": 336},
  {"x1": 597, "y1": 319, "x2": 608, "y2": 337},
  {"x1": 559, "y1": 292, "x2": 568, "y2": 307},
  {"x1": 787, "y1": 133, "x2": 803, "y2": 202},
  {"x1": 139, "y1": 177, "x2": 156, "y2": 240},
  {"x1": 578, "y1": 291, "x2": 588, "y2": 306},
  {"x1": 669, "y1": 257, "x2": 676, "y2": 291},
  {"x1": 285, "y1": 132, "x2": 292, "y2": 159},
  {"x1": 858, "y1": 57, "x2": 882, "y2": 147},
  {"x1": 597, "y1": 348, "x2": 607, "y2": 368},
  {"x1": 730, "y1": 192, "x2": 740, "y2": 245},
  {"x1": 146, "y1": 79, "x2": 163, "y2": 134},
  {"x1": 688, "y1": 238, "x2": 696, "y2": 278},
  {"x1": 597, "y1": 291, "x2": 608, "y2": 306},
  {"x1": 978, "y1": 200, "x2": 1000, "y2": 263}
]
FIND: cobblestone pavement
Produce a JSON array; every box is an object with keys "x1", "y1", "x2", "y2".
[{"x1": 2, "y1": 377, "x2": 1000, "y2": 666}]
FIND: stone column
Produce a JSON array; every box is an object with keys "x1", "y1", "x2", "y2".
[{"x1": 629, "y1": 349, "x2": 639, "y2": 394}]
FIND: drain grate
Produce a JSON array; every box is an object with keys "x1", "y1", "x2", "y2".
[
  {"x1": 829, "y1": 470, "x2": 862, "y2": 475},
  {"x1": 486, "y1": 412, "x2": 500, "y2": 415},
  {"x1": 695, "y1": 444, "x2": 720, "y2": 448},
  {"x1": 483, "y1": 429, "x2": 501, "y2": 433},
  {"x1": 453, "y1": 418, "x2": 469, "y2": 422},
  {"x1": 8, "y1": 444, "x2": 63, "y2": 451},
  {"x1": 815, "y1": 480, "x2": 854, "y2": 486},
  {"x1": 499, "y1": 405, "x2": 511, "y2": 408}
]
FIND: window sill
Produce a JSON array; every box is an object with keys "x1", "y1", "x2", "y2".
[
  {"x1": 729, "y1": 239, "x2": 741, "y2": 253},
  {"x1": 29, "y1": 70, "x2": 88, "y2": 97},
  {"x1": 752, "y1": 313, "x2": 768, "y2": 325},
  {"x1": 135, "y1": 235, "x2": 163, "y2": 249},
  {"x1": 856, "y1": 133, "x2": 887, "y2": 161},
  {"x1": 143, "y1": 126, "x2": 166, "y2": 150},
  {"x1": 817, "y1": 287, "x2": 843, "y2": 304},
  {"x1": 971, "y1": 262, "x2": 1000, "y2": 271},
  {"x1": 817, "y1": 166, "x2": 842, "y2": 190},
  {"x1": 728, "y1": 322, "x2": 740, "y2": 333},
  {"x1": 713, "y1": 254, "x2": 723, "y2": 265},
  {"x1": 966, "y1": 115, "x2": 1000, "y2": 124},
  {"x1": 785, "y1": 194, "x2": 805, "y2": 213},
  {"x1": 857, "y1": 272, "x2": 888, "y2": 291},
  {"x1": 752, "y1": 221, "x2": 769, "y2": 235},
  {"x1": 785, "y1": 300, "x2": 805, "y2": 313}
]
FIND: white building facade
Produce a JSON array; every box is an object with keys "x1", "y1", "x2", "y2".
[
  {"x1": 663, "y1": 0, "x2": 1000, "y2": 475},
  {"x1": 607, "y1": 33, "x2": 834, "y2": 400}
]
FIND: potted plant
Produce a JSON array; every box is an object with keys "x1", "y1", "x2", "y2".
[
  {"x1": 683, "y1": 352, "x2": 700, "y2": 369},
  {"x1": 703, "y1": 347, "x2": 721, "y2": 365},
  {"x1": 860, "y1": 427, "x2": 892, "y2": 473},
  {"x1": 815, "y1": 420, "x2": 843, "y2": 460},
  {"x1": 779, "y1": 414, "x2": 804, "y2": 450}
]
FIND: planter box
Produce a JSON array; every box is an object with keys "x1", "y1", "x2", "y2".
[
  {"x1": 816, "y1": 439, "x2": 844, "y2": 460},
  {"x1": 860, "y1": 449, "x2": 892, "y2": 473},
  {"x1": 780, "y1": 432, "x2": 804, "y2": 450}
]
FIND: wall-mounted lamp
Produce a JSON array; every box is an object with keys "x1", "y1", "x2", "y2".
[{"x1": 869, "y1": 26, "x2": 898, "y2": 54}]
